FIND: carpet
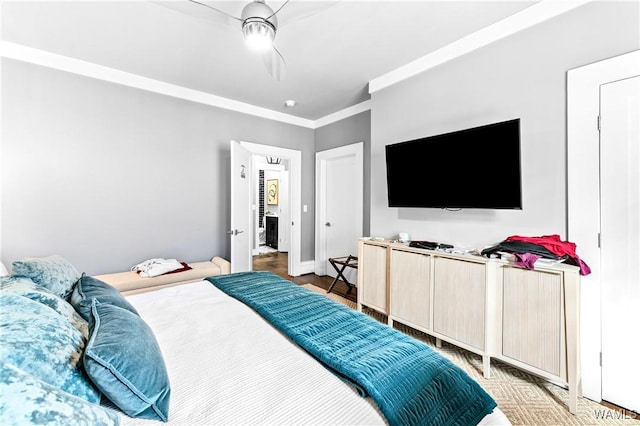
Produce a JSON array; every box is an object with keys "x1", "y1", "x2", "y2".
[{"x1": 301, "y1": 284, "x2": 639, "y2": 425}]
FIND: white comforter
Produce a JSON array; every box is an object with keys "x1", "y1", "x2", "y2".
[{"x1": 122, "y1": 281, "x2": 509, "y2": 425}]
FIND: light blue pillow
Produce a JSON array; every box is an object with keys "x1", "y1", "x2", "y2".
[
  {"x1": 70, "y1": 274, "x2": 139, "y2": 322},
  {"x1": 11, "y1": 255, "x2": 80, "y2": 300},
  {"x1": 0, "y1": 292, "x2": 100, "y2": 403},
  {"x1": 1, "y1": 275, "x2": 36, "y2": 288},
  {"x1": 0, "y1": 361, "x2": 120, "y2": 425},
  {"x1": 85, "y1": 300, "x2": 171, "y2": 421},
  {"x1": 1, "y1": 275, "x2": 88, "y2": 337}
]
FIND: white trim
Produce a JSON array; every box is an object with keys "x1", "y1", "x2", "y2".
[
  {"x1": 369, "y1": 0, "x2": 592, "y2": 94},
  {"x1": 0, "y1": 1, "x2": 589, "y2": 129},
  {"x1": 0, "y1": 2, "x2": 3, "y2": 265},
  {"x1": 0, "y1": 20, "x2": 3, "y2": 264},
  {"x1": 0, "y1": 3, "x2": 4, "y2": 265},
  {"x1": 315, "y1": 142, "x2": 364, "y2": 276},
  {"x1": 240, "y1": 141, "x2": 303, "y2": 277},
  {"x1": 567, "y1": 49, "x2": 640, "y2": 402},
  {"x1": 299, "y1": 260, "x2": 316, "y2": 276},
  {"x1": 313, "y1": 100, "x2": 371, "y2": 129},
  {"x1": 0, "y1": 41, "x2": 315, "y2": 129},
  {"x1": 0, "y1": 40, "x2": 371, "y2": 130}
]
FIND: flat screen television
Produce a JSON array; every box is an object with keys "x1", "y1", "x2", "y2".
[{"x1": 385, "y1": 118, "x2": 522, "y2": 209}]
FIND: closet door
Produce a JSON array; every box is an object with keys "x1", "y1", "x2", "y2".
[{"x1": 600, "y1": 76, "x2": 640, "y2": 412}]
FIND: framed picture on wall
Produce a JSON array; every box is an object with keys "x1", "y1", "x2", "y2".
[{"x1": 267, "y1": 179, "x2": 279, "y2": 205}]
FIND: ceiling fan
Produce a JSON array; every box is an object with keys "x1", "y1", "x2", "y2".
[{"x1": 182, "y1": 0, "x2": 292, "y2": 81}]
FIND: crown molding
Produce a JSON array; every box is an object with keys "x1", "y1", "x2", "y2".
[
  {"x1": 0, "y1": 1, "x2": 590, "y2": 129},
  {"x1": 313, "y1": 100, "x2": 371, "y2": 129},
  {"x1": 0, "y1": 41, "x2": 315, "y2": 129},
  {"x1": 369, "y1": 0, "x2": 592, "y2": 94}
]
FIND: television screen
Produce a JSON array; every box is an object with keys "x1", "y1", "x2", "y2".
[{"x1": 385, "y1": 119, "x2": 522, "y2": 209}]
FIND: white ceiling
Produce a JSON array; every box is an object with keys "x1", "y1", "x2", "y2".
[{"x1": 2, "y1": 1, "x2": 538, "y2": 121}]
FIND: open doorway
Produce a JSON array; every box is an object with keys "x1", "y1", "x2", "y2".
[
  {"x1": 234, "y1": 141, "x2": 302, "y2": 276},
  {"x1": 251, "y1": 155, "x2": 289, "y2": 257}
]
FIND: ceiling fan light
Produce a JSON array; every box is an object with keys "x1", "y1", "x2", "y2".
[{"x1": 242, "y1": 19, "x2": 275, "y2": 51}]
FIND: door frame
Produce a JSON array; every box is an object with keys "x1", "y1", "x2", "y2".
[
  {"x1": 277, "y1": 170, "x2": 290, "y2": 252},
  {"x1": 240, "y1": 141, "x2": 302, "y2": 277},
  {"x1": 252, "y1": 161, "x2": 285, "y2": 254},
  {"x1": 567, "y1": 49, "x2": 640, "y2": 402},
  {"x1": 314, "y1": 142, "x2": 364, "y2": 276}
]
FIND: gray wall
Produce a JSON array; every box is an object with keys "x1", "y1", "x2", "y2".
[
  {"x1": 1, "y1": 59, "x2": 314, "y2": 275},
  {"x1": 3, "y1": 2, "x2": 638, "y2": 274},
  {"x1": 314, "y1": 110, "x2": 371, "y2": 236},
  {"x1": 370, "y1": 1, "x2": 639, "y2": 249}
]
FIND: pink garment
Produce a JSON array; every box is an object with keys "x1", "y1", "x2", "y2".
[{"x1": 513, "y1": 253, "x2": 542, "y2": 270}]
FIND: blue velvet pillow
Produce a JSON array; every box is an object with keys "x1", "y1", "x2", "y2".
[
  {"x1": 11, "y1": 255, "x2": 80, "y2": 300},
  {"x1": 70, "y1": 274, "x2": 139, "y2": 321},
  {"x1": 0, "y1": 361, "x2": 119, "y2": 425},
  {"x1": 84, "y1": 300, "x2": 170, "y2": 421},
  {"x1": 1, "y1": 275, "x2": 88, "y2": 337},
  {"x1": 0, "y1": 292, "x2": 100, "y2": 403}
]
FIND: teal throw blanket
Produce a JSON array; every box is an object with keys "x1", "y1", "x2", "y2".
[{"x1": 206, "y1": 271, "x2": 497, "y2": 426}]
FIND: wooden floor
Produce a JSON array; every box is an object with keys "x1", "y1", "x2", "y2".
[{"x1": 252, "y1": 251, "x2": 357, "y2": 303}]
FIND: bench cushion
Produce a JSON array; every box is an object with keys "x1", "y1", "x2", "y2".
[{"x1": 94, "y1": 257, "x2": 230, "y2": 295}]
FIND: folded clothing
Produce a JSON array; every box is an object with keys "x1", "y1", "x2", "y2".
[{"x1": 131, "y1": 258, "x2": 185, "y2": 278}]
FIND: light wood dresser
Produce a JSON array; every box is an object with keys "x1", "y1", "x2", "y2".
[{"x1": 357, "y1": 238, "x2": 582, "y2": 414}]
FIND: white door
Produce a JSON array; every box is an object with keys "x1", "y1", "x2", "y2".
[
  {"x1": 600, "y1": 76, "x2": 640, "y2": 413},
  {"x1": 278, "y1": 170, "x2": 290, "y2": 252},
  {"x1": 230, "y1": 140, "x2": 252, "y2": 273},
  {"x1": 315, "y1": 143, "x2": 363, "y2": 282}
]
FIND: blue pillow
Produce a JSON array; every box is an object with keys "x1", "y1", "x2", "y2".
[
  {"x1": 1, "y1": 275, "x2": 88, "y2": 337},
  {"x1": 0, "y1": 292, "x2": 101, "y2": 403},
  {"x1": 11, "y1": 255, "x2": 80, "y2": 300},
  {"x1": 0, "y1": 361, "x2": 119, "y2": 425},
  {"x1": 84, "y1": 300, "x2": 170, "y2": 421},
  {"x1": 70, "y1": 274, "x2": 139, "y2": 321}
]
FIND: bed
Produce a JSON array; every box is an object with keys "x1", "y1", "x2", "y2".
[{"x1": 0, "y1": 256, "x2": 510, "y2": 425}]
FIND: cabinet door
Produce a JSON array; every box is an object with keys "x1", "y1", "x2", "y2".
[
  {"x1": 360, "y1": 244, "x2": 387, "y2": 313},
  {"x1": 502, "y1": 267, "x2": 562, "y2": 376},
  {"x1": 432, "y1": 258, "x2": 486, "y2": 350},
  {"x1": 390, "y1": 250, "x2": 430, "y2": 329},
  {"x1": 266, "y1": 216, "x2": 278, "y2": 249}
]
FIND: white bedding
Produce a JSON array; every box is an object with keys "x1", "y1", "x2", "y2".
[{"x1": 122, "y1": 280, "x2": 510, "y2": 425}]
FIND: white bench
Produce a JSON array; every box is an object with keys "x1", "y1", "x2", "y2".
[{"x1": 95, "y1": 256, "x2": 231, "y2": 295}]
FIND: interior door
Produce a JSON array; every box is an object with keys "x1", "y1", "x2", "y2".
[
  {"x1": 230, "y1": 140, "x2": 252, "y2": 273},
  {"x1": 600, "y1": 75, "x2": 640, "y2": 412},
  {"x1": 325, "y1": 155, "x2": 358, "y2": 280},
  {"x1": 278, "y1": 170, "x2": 290, "y2": 252},
  {"x1": 315, "y1": 143, "x2": 363, "y2": 282}
]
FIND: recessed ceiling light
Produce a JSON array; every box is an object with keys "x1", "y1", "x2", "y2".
[{"x1": 284, "y1": 100, "x2": 296, "y2": 108}]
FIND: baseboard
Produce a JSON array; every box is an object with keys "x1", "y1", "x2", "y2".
[{"x1": 298, "y1": 260, "x2": 315, "y2": 275}]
